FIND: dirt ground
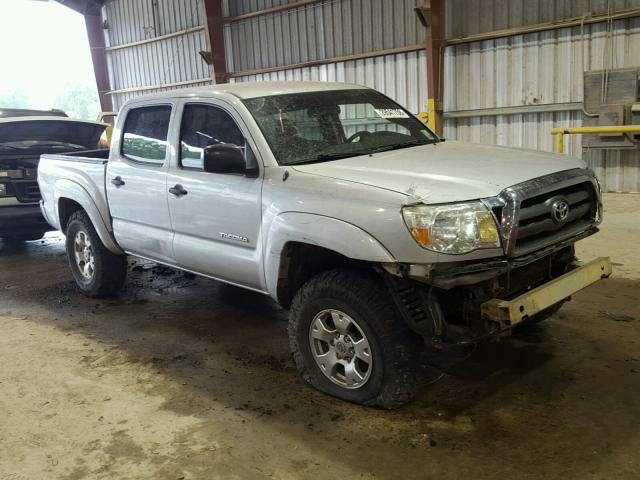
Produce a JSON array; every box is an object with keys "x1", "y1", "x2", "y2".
[{"x1": 0, "y1": 193, "x2": 638, "y2": 480}]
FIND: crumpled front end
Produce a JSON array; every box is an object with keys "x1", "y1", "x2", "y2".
[{"x1": 382, "y1": 168, "x2": 606, "y2": 346}]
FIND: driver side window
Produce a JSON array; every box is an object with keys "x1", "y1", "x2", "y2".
[{"x1": 180, "y1": 104, "x2": 245, "y2": 170}]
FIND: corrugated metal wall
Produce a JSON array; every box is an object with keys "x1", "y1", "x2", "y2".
[
  {"x1": 446, "y1": 0, "x2": 640, "y2": 38},
  {"x1": 102, "y1": 0, "x2": 428, "y2": 115},
  {"x1": 443, "y1": 0, "x2": 640, "y2": 192},
  {"x1": 228, "y1": 0, "x2": 299, "y2": 17},
  {"x1": 230, "y1": 49, "x2": 428, "y2": 114},
  {"x1": 104, "y1": 0, "x2": 211, "y2": 110},
  {"x1": 224, "y1": 0, "x2": 429, "y2": 113},
  {"x1": 224, "y1": 0, "x2": 424, "y2": 72}
]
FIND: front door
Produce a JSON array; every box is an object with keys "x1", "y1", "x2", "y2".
[
  {"x1": 106, "y1": 104, "x2": 175, "y2": 263},
  {"x1": 166, "y1": 102, "x2": 263, "y2": 290}
]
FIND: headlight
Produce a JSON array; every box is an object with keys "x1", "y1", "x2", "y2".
[
  {"x1": 0, "y1": 183, "x2": 7, "y2": 197},
  {"x1": 402, "y1": 201, "x2": 501, "y2": 254}
]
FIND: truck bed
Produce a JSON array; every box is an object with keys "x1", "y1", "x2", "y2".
[
  {"x1": 42, "y1": 148, "x2": 110, "y2": 163},
  {"x1": 38, "y1": 149, "x2": 112, "y2": 232}
]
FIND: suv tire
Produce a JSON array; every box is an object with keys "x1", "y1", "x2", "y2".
[
  {"x1": 65, "y1": 210, "x2": 127, "y2": 298},
  {"x1": 288, "y1": 269, "x2": 424, "y2": 409}
]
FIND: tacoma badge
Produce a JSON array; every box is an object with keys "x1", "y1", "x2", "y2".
[{"x1": 220, "y1": 232, "x2": 249, "y2": 243}]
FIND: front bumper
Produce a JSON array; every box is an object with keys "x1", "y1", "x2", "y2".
[
  {"x1": 481, "y1": 257, "x2": 612, "y2": 328},
  {"x1": 0, "y1": 203, "x2": 53, "y2": 236}
]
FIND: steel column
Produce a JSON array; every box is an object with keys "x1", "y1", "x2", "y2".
[
  {"x1": 202, "y1": 0, "x2": 228, "y2": 84},
  {"x1": 55, "y1": 1, "x2": 112, "y2": 113},
  {"x1": 84, "y1": 11, "x2": 112, "y2": 113},
  {"x1": 417, "y1": 0, "x2": 445, "y2": 135}
]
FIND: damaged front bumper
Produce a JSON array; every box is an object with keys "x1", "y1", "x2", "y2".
[{"x1": 481, "y1": 256, "x2": 612, "y2": 328}]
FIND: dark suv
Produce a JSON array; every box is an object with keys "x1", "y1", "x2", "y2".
[{"x1": 0, "y1": 109, "x2": 105, "y2": 240}]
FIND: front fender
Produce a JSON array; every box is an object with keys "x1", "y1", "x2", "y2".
[
  {"x1": 54, "y1": 179, "x2": 123, "y2": 254},
  {"x1": 263, "y1": 212, "x2": 395, "y2": 299}
]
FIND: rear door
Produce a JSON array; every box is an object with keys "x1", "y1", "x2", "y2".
[
  {"x1": 106, "y1": 103, "x2": 175, "y2": 263},
  {"x1": 166, "y1": 101, "x2": 264, "y2": 290}
]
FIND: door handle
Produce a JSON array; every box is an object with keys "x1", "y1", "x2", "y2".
[
  {"x1": 111, "y1": 176, "x2": 125, "y2": 187},
  {"x1": 169, "y1": 184, "x2": 188, "y2": 197}
]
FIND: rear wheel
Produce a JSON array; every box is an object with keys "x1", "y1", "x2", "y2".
[
  {"x1": 288, "y1": 269, "x2": 424, "y2": 409},
  {"x1": 65, "y1": 210, "x2": 127, "y2": 298}
]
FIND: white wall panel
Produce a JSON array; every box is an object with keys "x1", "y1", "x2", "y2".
[
  {"x1": 223, "y1": 0, "x2": 425, "y2": 73},
  {"x1": 446, "y1": 0, "x2": 640, "y2": 39},
  {"x1": 230, "y1": 49, "x2": 429, "y2": 114},
  {"x1": 104, "y1": 0, "x2": 209, "y2": 110},
  {"x1": 443, "y1": 14, "x2": 640, "y2": 192}
]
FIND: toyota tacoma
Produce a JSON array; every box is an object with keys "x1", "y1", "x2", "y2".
[{"x1": 38, "y1": 82, "x2": 611, "y2": 407}]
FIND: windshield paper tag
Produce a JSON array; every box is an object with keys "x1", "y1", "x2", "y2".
[{"x1": 374, "y1": 108, "x2": 409, "y2": 119}]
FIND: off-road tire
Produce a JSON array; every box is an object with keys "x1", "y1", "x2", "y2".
[
  {"x1": 288, "y1": 269, "x2": 424, "y2": 409},
  {"x1": 65, "y1": 210, "x2": 127, "y2": 298}
]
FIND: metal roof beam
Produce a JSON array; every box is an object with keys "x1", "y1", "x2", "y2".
[{"x1": 54, "y1": 0, "x2": 103, "y2": 16}]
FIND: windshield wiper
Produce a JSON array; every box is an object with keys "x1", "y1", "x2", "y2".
[
  {"x1": 288, "y1": 139, "x2": 436, "y2": 166},
  {"x1": 367, "y1": 139, "x2": 434, "y2": 153},
  {"x1": 290, "y1": 151, "x2": 372, "y2": 165}
]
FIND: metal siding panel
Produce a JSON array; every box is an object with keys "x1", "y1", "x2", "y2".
[
  {"x1": 445, "y1": 19, "x2": 640, "y2": 113},
  {"x1": 230, "y1": 50, "x2": 428, "y2": 114},
  {"x1": 104, "y1": 0, "x2": 210, "y2": 108},
  {"x1": 446, "y1": 0, "x2": 640, "y2": 38},
  {"x1": 226, "y1": 0, "x2": 426, "y2": 72},
  {"x1": 443, "y1": 16, "x2": 640, "y2": 190}
]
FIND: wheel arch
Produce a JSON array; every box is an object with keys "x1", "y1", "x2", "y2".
[
  {"x1": 264, "y1": 212, "x2": 396, "y2": 307},
  {"x1": 54, "y1": 180, "x2": 122, "y2": 254}
]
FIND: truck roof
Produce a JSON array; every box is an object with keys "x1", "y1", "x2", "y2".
[{"x1": 130, "y1": 81, "x2": 367, "y2": 103}]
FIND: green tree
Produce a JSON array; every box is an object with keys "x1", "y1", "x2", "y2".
[
  {"x1": 53, "y1": 81, "x2": 100, "y2": 120},
  {"x1": 0, "y1": 90, "x2": 29, "y2": 108}
]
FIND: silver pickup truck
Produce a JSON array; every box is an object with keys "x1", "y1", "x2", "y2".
[{"x1": 38, "y1": 81, "x2": 611, "y2": 408}]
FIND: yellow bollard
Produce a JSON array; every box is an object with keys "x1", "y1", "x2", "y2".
[{"x1": 555, "y1": 132, "x2": 564, "y2": 154}]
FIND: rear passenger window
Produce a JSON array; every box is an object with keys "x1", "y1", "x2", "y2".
[
  {"x1": 122, "y1": 105, "x2": 171, "y2": 164},
  {"x1": 180, "y1": 104, "x2": 245, "y2": 169}
]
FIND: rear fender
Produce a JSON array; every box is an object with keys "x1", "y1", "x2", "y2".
[{"x1": 54, "y1": 179, "x2": 123, "y2": 254}]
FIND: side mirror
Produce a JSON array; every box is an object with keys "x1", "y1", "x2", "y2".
[{"x1": 202, "y1": 144, "x2": 246, "y2": 175}]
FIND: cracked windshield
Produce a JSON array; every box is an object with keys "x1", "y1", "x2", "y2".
[{"x1": 244, "y1": 89, "x2": 439, "y2": 166}]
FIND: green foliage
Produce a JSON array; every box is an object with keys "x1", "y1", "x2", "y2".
[
  {"x1": 53, "y1": 81, "x2": 100, "y2": 120},
  {"x1": 0, "y1": 90, "x2": 29, "y2": 108}
]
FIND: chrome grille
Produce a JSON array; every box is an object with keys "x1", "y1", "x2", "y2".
[
  {"x1": 488, "y1": 169, "x2": 602, "y2": 257},
  {"x1": 515, "y1": 181, "x2": 596, "y2": 253}
]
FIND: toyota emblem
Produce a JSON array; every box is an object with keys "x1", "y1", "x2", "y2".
[{"x1": 551, "y1": 198, "x2": 570, "y2": 224}]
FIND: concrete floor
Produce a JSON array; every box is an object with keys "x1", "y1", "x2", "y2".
[{"x1": 0, "y1": 193, "x2": 638, "y2": 480}]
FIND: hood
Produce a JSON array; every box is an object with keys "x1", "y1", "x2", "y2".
[
  {"x1": 0, "y1": 117, "x2": 106, "y2": 153},
  {"x1": 292, "y1": 140, "x2": 587, "y2": 204}
]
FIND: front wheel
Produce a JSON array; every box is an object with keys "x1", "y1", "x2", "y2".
[
  {"x1": 288, "y1": 269, "x2": 424, "y2": 409},
  {"x1": 65, "y1": 210, "x2": 127, "y2": 298}
]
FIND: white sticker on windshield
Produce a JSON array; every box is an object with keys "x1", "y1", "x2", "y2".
[{"x1": 374, "y1": 108, "x2": 409, "y2": 119}]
